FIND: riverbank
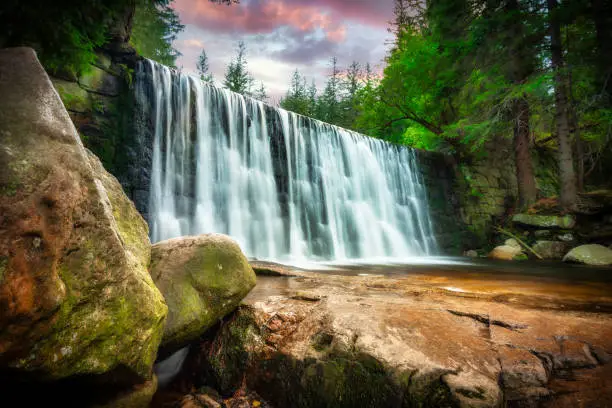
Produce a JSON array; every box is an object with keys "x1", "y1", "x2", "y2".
[{"x1": 155, "y1": 259, "x2": 612, "y2": 407}]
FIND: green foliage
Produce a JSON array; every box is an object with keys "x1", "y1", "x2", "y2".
[
  {"x1": 0, "y1": 0, "x2": 133, "y2": 75},
  {"x1": 196, "y1": 49, "x2": 214, "y2": 83},
  {"x1": 131, "y1": 0, "x2": 184, "y2": 67},
  {"x1": 252, "y1": 81, "x2": 268, "y2": 102},
  {"x1": 0, "y1": 0, "x2": 187, "y2": 74},
  {"x1": 224, "y1": 41, "x2": 254, "y2": 96},
  {"x1": 280, "y1": 69, "x2": 314, "y2": 116}
]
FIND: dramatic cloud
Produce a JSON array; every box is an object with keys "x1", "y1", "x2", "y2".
[{"x1": 171, "y1": 0, "x2": 394, "y2": 99}]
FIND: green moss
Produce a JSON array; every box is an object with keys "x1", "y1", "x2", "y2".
[
  {"x1": 0, "y1": 256, "x2": 7, "y2": 283},
  {"x1": 0, "y1": 181, "x2": 18, "y2": 196},
  {"x1": 455, "y1": 387, "x2": 485, "y2": 400},
  {"x1": 51, "y1": 78, "x2": 90, "y2": 112},
  {"x1": 403, "y1": 372, "x2": 458, "y2": 408}
]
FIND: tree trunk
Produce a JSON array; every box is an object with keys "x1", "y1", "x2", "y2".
[
  {"x1": 548, "y1": 0, "x2": 577, "y2": 210},
  {"x1": 514, "y1": 97, "x2": 537, "y2": 208},
  {"x1": 505, "y1": 0, "x2": 537, "y2": 208}
]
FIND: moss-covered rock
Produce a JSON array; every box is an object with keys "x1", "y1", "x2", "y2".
[
  {"x1": 563, "y1": 244, "x2": 612, "y2": 266},
  {"x1": 533, "y1": 240, "x2": 568, "y2": 260},
  {"x1": 78, "y1": 64, "x2": 121, "y2": 96},
  {"x1": 51, "y1": 77, "x2": 90, "y2": 113},
  {"x1": 93, "y1": 376, "x2": 158, "y2": 408},
  {"x1": 0, "y1": 47, "x2": 167, "y2": 382},
  {"x1": 151, "y1": 234, "x2": 256, "y2": 355},
  {"x1": 512, "y1": 214, "x2": 576, "y2": 229}
]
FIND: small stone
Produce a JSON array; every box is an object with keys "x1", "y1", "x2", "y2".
[
  {"x1": 464, "y1": 250, "x2": 478, "y2": 257},
  {"x1": 290, "y1": 291, "x2": 322, "y2": 302},
  {"x1": 556, "y1": 232, "x2": 575, "y2": 242}
]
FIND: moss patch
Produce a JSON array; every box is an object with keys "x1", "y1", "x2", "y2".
[{"x1": 0, "y1": 256, "x2": 7, "y2": 283}]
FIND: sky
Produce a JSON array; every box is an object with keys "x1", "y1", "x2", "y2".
[{"x1": 171, "y1": 0, "x2": 395, "y2": 101}]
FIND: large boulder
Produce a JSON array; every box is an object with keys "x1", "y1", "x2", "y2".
[
  {"x1": 512, "y1": 214, "x2": 576, "y2": 229},
  {"x1": 151, "y1": 234, "x2": 257, "y2": 354},
  {"x1": 563, "y1": 244, "x2": 612, "y2": 266},
  {"x1": 0, "y1": 47, "x2": 167, "y2": 381}
]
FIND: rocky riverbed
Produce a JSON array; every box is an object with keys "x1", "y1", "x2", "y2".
[{"x1": 156, "y1": 260, "x2": 612, "y2": 408}]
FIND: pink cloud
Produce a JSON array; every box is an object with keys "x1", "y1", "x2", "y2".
[{"x1": 172, "y1": 0, "x2": 357, "y2": 43}]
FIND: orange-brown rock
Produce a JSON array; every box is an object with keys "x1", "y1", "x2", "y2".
[
  {"x1": 166, "y1": 261, "x2": 612, "y2": 408},
  {"x1": 0, "y1": 47, "x2": 167, "y2": 381}
]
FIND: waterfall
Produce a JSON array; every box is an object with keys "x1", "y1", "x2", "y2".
[{"x1": 135, "y1": 60, "x2": 438, "y2": 262}]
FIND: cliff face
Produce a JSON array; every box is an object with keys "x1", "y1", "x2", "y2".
[{"x1": 50, "y1": 46, "x2": 152, "y2": 221}]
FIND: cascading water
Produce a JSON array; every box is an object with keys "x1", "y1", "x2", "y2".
[{"x1": 136, "y1": 60, "x2": 438, "y2": 262}]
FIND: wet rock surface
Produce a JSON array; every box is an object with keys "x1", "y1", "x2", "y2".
[{"x1": 156, "y1": 260, "x2": 612, "y2": 408}]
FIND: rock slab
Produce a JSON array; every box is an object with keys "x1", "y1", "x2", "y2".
[{"x1": 512, "y1": 214, "x2": 576, "y2": 229}]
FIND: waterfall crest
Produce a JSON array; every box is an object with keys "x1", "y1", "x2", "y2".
[{"x1": 136, "y1": 60, "x2": 438, "y2": 262}]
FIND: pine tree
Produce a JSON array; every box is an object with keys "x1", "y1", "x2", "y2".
[
  {"x1": 223, "y1": 41, "x2": 254, "y2": 96},
  {"x1": 320, "y1": 57, "x2": 342, "y2": 124},
  {"x1": 280, "y1": 69, "x2": 311, "y2": 115},
  {"x1": 196, "y1": 48, "x2": 213, "y2": 84},
  {"x1": 253, "y1": 81, "x2": 268, "y2": 102}
]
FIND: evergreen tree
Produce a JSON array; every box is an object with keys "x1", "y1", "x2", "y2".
[
  {"x1": 319, "y1": 57, "x2": 342, "y2": 124},
  {"x1": 280, "y1": 69, "x2": 311, "y2": 116},
  {"x1": 253, "y1": 81, "x2": 268, "y2": 102},
  {"x1": 196, "y1": 48, "x2": 214, "y2": 84},
  {"x1": 131, "y1": 0, "x2": 185, "y2": 67},
  {"x1": 223, "y1": 41, "x2": 254, "y2": 95},
  {"x1": 340, "y1": 61, "x2": 363, "y2": 128}
]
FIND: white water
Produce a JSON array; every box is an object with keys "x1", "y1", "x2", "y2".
[{"x1": 136, "y1": 60, "x2": 438, "y2": 262}]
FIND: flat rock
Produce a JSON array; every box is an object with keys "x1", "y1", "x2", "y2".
[
  {"x1": 563, "y1": 244, "x2": 612, "y2": 266},
  {"x1": 163, "y1": 264, "x2": 612, "y2": 408},
  {"x1": 512, "y1": 214, "x2": 576, "y2": 229}
]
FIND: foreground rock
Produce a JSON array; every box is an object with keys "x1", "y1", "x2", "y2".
[
  {"x1": 563, "y1": 244, "x2": 612, "y2": 266},
  {"x1": 94, "y1": 376, "x2": 158, "y2": 408},
  {"x1": 512, "y1": 214, "x2": 576, "y2": 229},
  {"x1": 0, "y1": 48, "x2": 167, "y2": 383},
  {"x1": 151, "y1": 234, "x2": 257, "y2": 355},
  {"x1": 158, "y1": 263, "x2": 612, "y2": 407}
]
